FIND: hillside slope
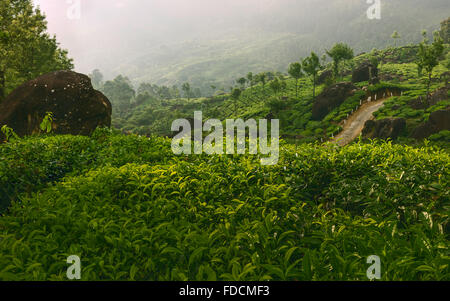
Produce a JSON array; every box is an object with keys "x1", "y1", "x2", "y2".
[
  {"x1": 109, "y1": 0, "x2": 450, "y2": 91},
  {"x1": 114, "y1": 45, "x2": 450, "y2": 146}
]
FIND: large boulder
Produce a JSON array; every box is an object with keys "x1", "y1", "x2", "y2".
[
  {"x1": 411, "y1": 108, "x2": 450, "y2": 139},
  {"x1": 362, "y1": 118, "x2": 406, "y2": 140},
  {"x1": 312, "y1": 82, "x2": 357, "y2": 120},
  {"x1": 352, "y1": 61, "x2": 378, "y2": 83},
  {"x1": 0, "y1": 70, "x2": 111, "y2": 141}
]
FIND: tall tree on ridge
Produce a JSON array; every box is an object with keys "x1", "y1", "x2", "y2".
[
  {"x1": 417, "y1": 32, "x2": 444, "y2": 107},
  {"x1": 391, "y1": 31, "x2": 401, "y2": 47},
  {"x1": 326, "y1": 43, "x2": 354, "y2": 81},
  {"x1": 182, "y1": 82, "x2": 191, "y2": 100},
  {"x1": 303, "y1": 52, "x2": 321, "y2": 99},
  {"x1": 288, "y1": 62, "x2": 303, "y2": 98},
  {"x1": 237, "y1": 77, "x2": 247, "y2": 90}
]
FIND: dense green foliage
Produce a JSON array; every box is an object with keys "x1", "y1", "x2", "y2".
[
  {"x1": 0, "y1": 130, "x2": 171, "y2": 212},
  {"x1": 0, "y1": 130, "x2": 448, "y2": 280},
  {"x1": 0, "y1": 0, "x2": 73, "y2": 100}
]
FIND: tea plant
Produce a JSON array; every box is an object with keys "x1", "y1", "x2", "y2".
[
  {"x1": 1, "y1": 125, "x2": 19, "y2": 142},
  {"x1": 40, "y1": 112, "x2": 54, "y2": 134},
  {"x1": 0, "y1": 132, "x2": 448, "y2": 281}
]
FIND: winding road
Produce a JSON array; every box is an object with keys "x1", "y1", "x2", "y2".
[{"x1": 332, "y1": 98, "x2": 389, "y2": 146}]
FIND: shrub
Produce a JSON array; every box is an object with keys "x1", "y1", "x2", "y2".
[{"x1": 0, "y1": 136, "x2": 448, "y2": 281}]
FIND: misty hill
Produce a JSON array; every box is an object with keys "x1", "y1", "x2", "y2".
[{"x1": 106, "y1": 0, "x2": 450, "y2": 91}]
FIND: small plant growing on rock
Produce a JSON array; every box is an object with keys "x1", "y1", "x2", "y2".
[
  {"x1": 40, "y1": 112, "x2": 54, "y2": 133},
  {"x1": 1, "y1": 125, "x2": 19, "y2": 142}
]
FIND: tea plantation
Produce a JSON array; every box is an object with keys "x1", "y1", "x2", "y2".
[{"x1": 0, "y1": 129, "x2": 448, "y2": 280}]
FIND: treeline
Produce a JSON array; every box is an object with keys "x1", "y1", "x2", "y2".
[
  {"x1": 89, "y1": 70, "x2": 206, "y2": 117},
  {"x1": 223, "y1": 42, "x2": 355, "y2": 116}
]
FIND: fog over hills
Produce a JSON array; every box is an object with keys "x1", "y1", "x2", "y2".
[{"x1": 34, "y1": 0, "x2": 450, "y2": 90}]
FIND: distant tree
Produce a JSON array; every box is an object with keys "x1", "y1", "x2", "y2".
[
  {"x1": 280, "y1": 78, "x2": 287, "y2": 98},
  {"x1": 326, "y1": 43, "x2": 354, "y2": 80},
  {"x1": 321, "y1": 54, "x2": 327, "y2": 66},
  {"x1": 445, "y1": 52, "x2": 450, "y2": 70},
  {"x1": 158, "y1": 86, "x2": 172, "y2": 99},
  {"x1": 391, "y1": 31, "x2": 401, "y2": 47},
  {"x1": 288, "y1": 62, "x2": 303, "y2": 98},
  {"x1": 247, "y1": 72, "x2": 254, "y2": 91},
  {"x1": 368, "y1": 49, "x2": 380, "y2": 65},
  {"x1": 134, "y1": 92, "x2": 151, "y2": 107},
  {"x1": 193, "y1": 87, "x2": 202, "y2": 98},
  {"x1": 138, "y1": 83, "x2": 159, "y2": 98},
  {"x1": 367, "y1": 53, "x2": 380, "y2": 81},
  {"x1": 302, "y1": 52, "x2": 321, "y2": 99},
  {"x1": 441, "y1": 53, "x2": 450, "y2": 85},
  {"x1": 89, "y1": 69, "x2": 104, "y2": 89},
  {"x1": 417, "y1": 32, "x2": 444, "y2": 106},
  {"x1": 182, "y1": 82, "x2": 191, "y2": 100},
  {"x1": 237, "y1": 77, "x2": 247, "y2": 90},
  {"x1": 439, "y1": 17, "x2": 450, "y2": 44},
  {"x1": 257, "y1": 73, "x2": 267, "y2": 94},
  {"x1": 210, "y1": 85, "x2": 216, "y2": 96},
  {"x1": 0, "y1": 0, "x2": 73, "y2": 102},
  {"x1": 102, "y1": 75, "x2": 135, "y2": 116},
  {"x1": 265, "y1": 72, "x2": 275, "y2": 81},
  {"x1": 269, "y1": 77, "x2": 282, "y2": 98},
  {"x1": 172, "y1": 85, "x2": 180, "y2": 99},
  {"x1": 231, "y1": 88, "x2": 241, "y2": 115},
  {"x1": 421, "y1": 30, "x2": 429, "y2": 43}
]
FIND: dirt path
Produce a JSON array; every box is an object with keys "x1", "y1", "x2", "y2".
[{"x1": 332, "y1": 98, "x2": 389, "y2": 146}]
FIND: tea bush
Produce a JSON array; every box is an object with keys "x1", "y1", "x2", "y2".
[
  {"x1": 0, "y1": 129, "x2": 175, "y2": 212},
  {"x1": 0, "y1": 133, "x2": 448, "y2": 280}
]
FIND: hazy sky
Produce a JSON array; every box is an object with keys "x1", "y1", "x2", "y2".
[
  {"x1": 33, "y1": 0, "x2": 283, "y2": 73},
  {"x1": 32, "y1": 0, "x2": 449, "y2": 85}
]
